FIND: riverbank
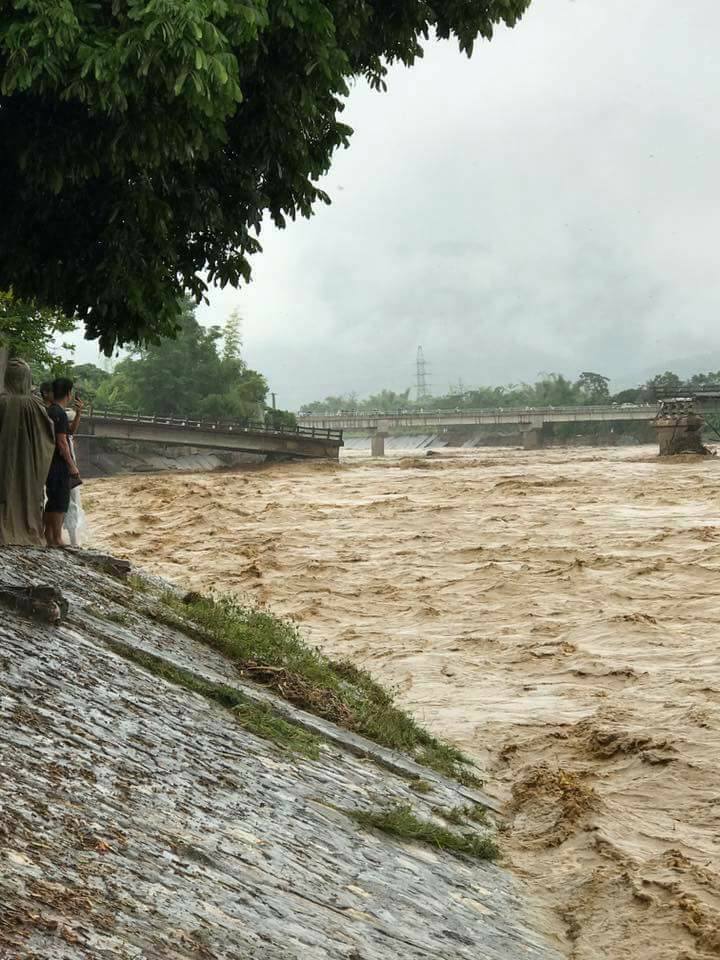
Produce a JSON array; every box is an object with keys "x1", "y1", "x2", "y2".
[
  {"x1": 0, "y1": 547, "x2": 559, "y2": 959},
  {"x1": 75, "y1": 438, "x2": 263, "y2": 478},
  {"x1": 85, "y1": 446, "x2": 720, "y2": 959}
]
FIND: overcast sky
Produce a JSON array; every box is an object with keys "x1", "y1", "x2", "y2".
[{"x1": 74, "y1": 0, "x2": 720, "y2": 409}]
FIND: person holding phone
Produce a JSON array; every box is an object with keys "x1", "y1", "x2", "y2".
[
  {"x1": 44, "y1": 377, "x2": 80, "y2": 547},
  {"x1": 67, "y1": 390, "x2": 84, "y2": 438}
]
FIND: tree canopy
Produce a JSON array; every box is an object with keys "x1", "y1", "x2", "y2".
[
  {"x1": 88, "y1": 298, "x2": 274, "y2": 420},
  {"x1": 0, "y1": 291, "x2": 75, "y2": 369},
  {"x1": 0, "y1": 0, "x2": 530, "y2": 352}
]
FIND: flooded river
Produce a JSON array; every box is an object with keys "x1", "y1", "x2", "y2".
[{"x1": 85, "y1": 446, "x2": 720, "y2": 959}]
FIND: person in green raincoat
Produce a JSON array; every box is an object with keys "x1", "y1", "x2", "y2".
[{"x1": 0, "y1": 358, "x2": 55, "y2": 546}]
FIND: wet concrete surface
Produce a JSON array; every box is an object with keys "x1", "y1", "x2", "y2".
[{"x1": 0, "y1": 548, "x2": 562, "y2": 959}]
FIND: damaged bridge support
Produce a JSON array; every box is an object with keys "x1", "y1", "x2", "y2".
[
  {"x1": 522, "y1": 418, "x2": 550, "y2": 451},
  {"x1": 655, "y1": 414, "x2": 707, "y2": 455}
]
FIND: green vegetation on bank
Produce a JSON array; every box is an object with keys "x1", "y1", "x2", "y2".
[
  {"x1": 301, "y1": 369, "x2": 720, "y2": 415},
  {"x1": 156, "y1": 590, "x2": 481, "y2": 786},
  {"x1": 342, "y1": 803, "x2": 499, "y2": 862},
  {"x1": 103, "y1": 636, "x2": 321, "y2": 759},
  {"x1": 432, "y1": 803, "x2": 489, "y2": 827},
  {"x1": 87, "y1": 300, "x2": 269, "y2": 421},
  {"x1": 81, "y1": 559, "x2": 501, "y2": 860}
]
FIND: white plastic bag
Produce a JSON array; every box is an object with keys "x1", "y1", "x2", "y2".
[{"x1": 64, "y1": 486, "x2": 88, "y2": 547}]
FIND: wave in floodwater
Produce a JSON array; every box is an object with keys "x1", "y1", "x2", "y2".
[{"x1": 85, "y1": 445, "x2": 720, "y2": 959}]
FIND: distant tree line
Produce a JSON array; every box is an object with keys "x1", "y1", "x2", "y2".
[{"x1": 300, "y1": 370, "x2": 720, "y2": 414}]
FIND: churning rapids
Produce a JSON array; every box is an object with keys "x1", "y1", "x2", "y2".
[{"x1": 85, "y1": 446, "x2": 720, "y2": 959}]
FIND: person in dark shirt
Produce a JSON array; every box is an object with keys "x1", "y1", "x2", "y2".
[
  {"x1": 44, "y1": 377, "x2": 80, "y2": 547},
  {"x1": 41, "y1": 379, "x2": 83, "y2": 435}
]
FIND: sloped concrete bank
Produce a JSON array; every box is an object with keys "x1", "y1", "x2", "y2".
[
  {"x1": 76, "y1": 438, "x2": 263, "y2": 478},
  {"x1": 0, "y1": 548, "x2": 562, "y2": 960},
  {"x1": 342, "y1": 434, "x2": 448, "y2": 452},
  {"x1": 342, "y1": 432, "x2": 527, "y2": 452},
  {"x1": 343, "y1": 429, "x2": 648, "y2": 453}
]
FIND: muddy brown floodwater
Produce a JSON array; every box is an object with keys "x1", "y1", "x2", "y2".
[{"x1": 85, "y1": 446, "x2": 720, "y2": 960}]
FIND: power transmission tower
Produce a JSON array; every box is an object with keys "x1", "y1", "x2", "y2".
[{"x1": 415, "y1": 346, "x2": 431, "y2": 402}]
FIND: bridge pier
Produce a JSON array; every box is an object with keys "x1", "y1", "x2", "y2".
[
  {"x1": 655, "y1": 415, "x2": 707, "y2": 455},
  {"x1": 370, "y1": 431, "x2": 387, "y2": 457},
  {"x1": 522, "y1": 428, "x2": 544, "y2": 450}
]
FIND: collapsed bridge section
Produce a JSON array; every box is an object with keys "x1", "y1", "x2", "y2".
[{"x1": 84, "y1": 409, "x2": 344, "y2": 460}]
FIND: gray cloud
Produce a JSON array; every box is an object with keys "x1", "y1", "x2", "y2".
[{"x1": 73, "y1": 0, "x2": 720, "y2": 407}]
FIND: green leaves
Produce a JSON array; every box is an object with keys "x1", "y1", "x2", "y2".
[
  {"x1": 0, "y1": 291, "x2": 76, "y2": 369},
  {"x1": 0, "y1": 0, "x2": 531, "y2": 350},
  {"x1": 92, "y1": 297, "x2": 271, "y2": 420}
]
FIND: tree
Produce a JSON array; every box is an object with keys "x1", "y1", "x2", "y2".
[
  {"x1": 299, "y1": 393, "x2": 359, "y2": 414},
  {"x1": 360, "y1": 388, "x2": 412, "y2": 412},
  {"x1": 687, "y1": 371, "x2": 720, "y2": 391},
  {"x1": 67, "y1": 363, "x2": 111, "y2": 400},
  {"x1": 575, "y1": 371, "x2": 610, "y2": 404},
  {"x1": 0, "y1": 291, "x2": 76, "y2": 385},
  {"x1": 223, "y1": 309, "x2": 243, "y2": 363},
  {"x1": 93, "y1": 298, "x2": 272, "y2": 420},
  {"x1": 528, "y1": 373, "x2": 577, "y2": 407},
  {"x1": 93, "y1": 299, "x2": 223, "y2": 413},
  {"x1": 645, "y1": 371, "x2": 683, "y2": 399},
  {"x1": 0, "y1": 1, "x2": 530, "y2": 352},
  {"x1": 0, "y1": 291, "x2": 75, "y2": 366},
  {"x1": 612, "y1": 387, "x2": 642, "y2": 404},
  {"x1": 29, "y1": 359, "x2": 112, "y2": 400}
]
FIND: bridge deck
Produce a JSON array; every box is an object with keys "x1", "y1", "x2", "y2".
[
  {"x1": 300, "y1": 404, "x2": 659, "y2": 431},
  {"x1": 86, "y1": 411, "x2": 344, "y2": 459}
]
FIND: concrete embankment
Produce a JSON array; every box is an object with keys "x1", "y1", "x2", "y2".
[
  {"x1": 343, "y1": 434, "x2": 449, "y2": 452},
  {"x1": 0, "y1": 548, "x2": 562, "y2": 960},
  {"x1": 344, "y1": 428, "x2": 645, "y2": 453},
  {"x1": 343, "y1": 433, "x2": 531, "y2": 453},
  {"x1": 75, "y1": 438, "x2": 263, "y2": 477}
]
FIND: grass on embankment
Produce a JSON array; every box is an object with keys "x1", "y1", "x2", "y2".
[
  {"x1": 343, "y1": 803, "x2": 499, "y2": 862},
  {"x1": 432, "y1": 803, "x2": 489, "y2": 826},
  {"x1": 157, "y1": 591, "x2": 482, "y2": 787},
  {"x1": 105, "y1": 637, "x2": 320, "y2": 759}
]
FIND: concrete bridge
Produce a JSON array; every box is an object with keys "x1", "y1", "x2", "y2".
[
  {"x1": 299, "y1": 404, "x2": 658, "y2": 454},
  {"x1": 84, "y1": 410, "x2": 344, "y2": 460}
]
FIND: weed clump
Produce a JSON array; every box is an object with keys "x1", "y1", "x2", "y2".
[
  {"x1": 162, "y1": 592, "x2": 480, "y2": 785},
  {"x1": 106, "y1": 610, "x2": 131, "y2": 626},
  {"x1": 409, "y1": 778, "x2": 434, "y2": 795},
  {"x1": 431, "y1": 803, "x2": 489, "y2": 826},
  {"x1": 344, "y1": 803, "x2": 498, "y2": 861},
  {"x1": 127, "y1": 574, "x2": 151, "y2": 594},
  {"x1": 105, "y1": 638, "x2": 320, "y2": 758}
]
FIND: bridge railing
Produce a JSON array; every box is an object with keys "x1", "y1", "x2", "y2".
[{"x1": 87, "y1": 408, "x2": 343, "y2": 443}]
